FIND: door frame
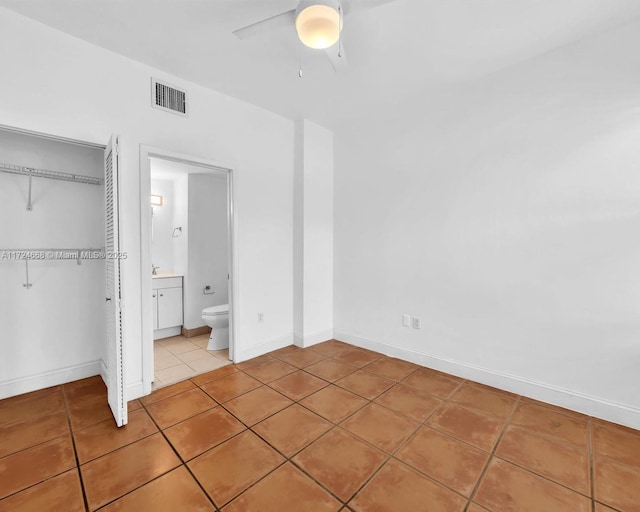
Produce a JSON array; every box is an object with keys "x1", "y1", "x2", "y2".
[{"x1": 139, "y1": 145, "x2": 237, "y2": 394}]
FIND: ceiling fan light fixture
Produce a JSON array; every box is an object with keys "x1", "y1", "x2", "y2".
[{"x1": 295, "y1": 3, "x2": 341, "y2": 49}]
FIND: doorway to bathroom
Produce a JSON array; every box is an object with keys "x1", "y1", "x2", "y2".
[{"x1": 139, "y1": 147, "x2": 235, "y2": 391}]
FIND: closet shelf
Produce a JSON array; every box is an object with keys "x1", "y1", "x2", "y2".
[
  {"x1": 0, "y1": 162, "x2": 102, "y2": 185},
  {"x1": 0, "y1": 162, "x2": 102, "y2": 211}
]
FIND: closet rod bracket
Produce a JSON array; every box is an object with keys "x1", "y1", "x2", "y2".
[
  {"x1": 27, "y1": 170, "x2": 33, "y2": 212},
  {"x1": 23, "y1": 260, "x2": 32, "y2": 289}
]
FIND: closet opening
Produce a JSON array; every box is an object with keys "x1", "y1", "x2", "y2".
[{"x1": 0, "y1": 125, "x2": 126, "y2": 427}]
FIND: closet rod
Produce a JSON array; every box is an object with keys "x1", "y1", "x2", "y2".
[
  {"x1": 1, "y1": 249, "x2": 107, "y2": 288},
  {"x1": 0, "y1": 162, "x2": 102, "y2": 185}
]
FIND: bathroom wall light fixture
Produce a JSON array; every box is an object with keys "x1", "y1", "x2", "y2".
[
  {"x1": 295, "y1": 1, "x2": 342, "y2": 49},
  {"x1": 150, "y1": 194, "x2": 163, "y2": 206}
]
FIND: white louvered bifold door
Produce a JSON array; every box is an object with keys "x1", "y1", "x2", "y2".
[{"x1": 104, "y1": 134, "x2": 127, "y2": 427}]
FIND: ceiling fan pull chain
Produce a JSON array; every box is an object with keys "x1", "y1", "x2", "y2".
[
  {"x1": 298, "y1": 41, "x2": 304, "y2": 78},
  {"x1": 338, "y1": 5, "x2": 343, "y2": 58}
]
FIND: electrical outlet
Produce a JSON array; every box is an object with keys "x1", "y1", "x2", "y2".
[
  {"x1": 412, "y1": 316, "x2": 421, "y2": 329},
  {"x1": 257, "y1": 313, "x2": 264, "y2": 323},
  {"x1": 402, "y1": 314, "x2": 411, "y2": 327}
]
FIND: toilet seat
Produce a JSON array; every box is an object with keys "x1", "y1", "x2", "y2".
[{"x1": 202, "y1": 304, "x2": 228, "y2": 317}]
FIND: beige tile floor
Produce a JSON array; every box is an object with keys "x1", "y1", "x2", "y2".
[{"x1": 154, "y1": 334, "x2": 231, "y2": 389}]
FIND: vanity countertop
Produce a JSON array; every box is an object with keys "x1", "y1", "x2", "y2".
[{"x1": 152, "y1": 272, "x2": 183, "y2": 279}]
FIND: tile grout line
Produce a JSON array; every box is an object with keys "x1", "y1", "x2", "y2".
[
  {"x1": 160, "y1": 378, "x2": 256, "y2": 407},
  {"x1": 190, "y1": 356, "x2": 364, "y2": 508},
  {"x1": 244, "y1": 355, "x2": 469, "y2": 507},
  {"x1": 199, "y1": 362, "x2": 358, "y2": 430},
  {"x1": 84, "y1": 380, "x2": 221, "y2": 509},
  {"x1": 77, "y1": 428, "x2": 159, "y2": 466},
  {"x1": 153, "y1": 335, "x2": 232, "y2": 391},
  {"x1": 245, "y1": 403, "x2": 320, "y2": 460},
  {"x1": 208, "y1": 351, "x2": 410, "y2": 509},
  {"x1": 482, "y1": 445, "x2": 595, "y2": 501},
  {"x1": 61, "y1": 386, "x2": 91, "y2": 512},
  {"x1": 218, "y1": 460, "x2": 292, "y2": 509},
  {"x1": 286, "y1": 452, "x2": 357, "y2": 506},
  {"x1": 0, "y1": 424, "x2": 69, "y2": 462},
  {"x1": 481, "y1": 402, "x2": 596, "y2": 501},
  {"x1": 381, "y1": 379, "x2": 483, "y2": 504},
  {"x1": 312, "y1": 371, "x2": 457, "y2": 508},
  {"x1": 589, "y1": 417, "x2": 595, "y2": 512},
  {"x1": 292, "y1": 361, "x2": 359, "y2": 383},
  {"x1": 137, "y1": 396, "x2": 223, "y2": 512},
  {"x1": 390, "y1": 378, "x2": 479, "y2": 507},
  {"x1": 217, "y1": 352, "x2": 362, "y2": 506},
  {"x1": 189, "y1": 372, "x2": 313, "y2": 462},
  {"x1": 461, "y1": 397, "x2": 596, "y2": 506},
  {"x1": 255, "y1": 411, "x2": 376, "y2": 506},
  {"x1": 342, "y1": 397, "x2": 445, "y2": 508},
  {"x1": 323, "y1": 420, "x2": 412, "y2": 507},
  {"x1": 400, "y1": 377, "x2": 564, "y2": 507},
  {"x1": 0, "y1": 389, "x2": 88, "y2": 507},
  {"x1": 464, "y1": 394, "x2": 522, "y2": 511},
  {"x1": 294, "y1": 388, "x2": 370, "y2": 427}
]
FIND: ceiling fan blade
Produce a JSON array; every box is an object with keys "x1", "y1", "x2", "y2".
[
  {"x1": 233, "y1": 9, "x2": 296, "y2": 40},
  {"x1": 325, "y1": 44, "x2": 348, "y2": 72}
]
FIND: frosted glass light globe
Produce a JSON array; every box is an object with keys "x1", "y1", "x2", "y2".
[{"x1": 295, "y1": 4, "x2": 341, "y2": 49}]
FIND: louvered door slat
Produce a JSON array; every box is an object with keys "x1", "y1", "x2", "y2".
[{"x1": 104, "y1": 134, "x2": 126, "y2": 427}]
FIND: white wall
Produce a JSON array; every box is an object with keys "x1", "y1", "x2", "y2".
[
  {"x1": 185, "y1": 173, "x2": 228, "y2": 329},
  {"x1": 334, "y1": 20, "x2": 640, "y2": 428},
  {"x1": 150, "y1": 178, "x2": 175, "y2": 272},
  {"x1": 0, "y1": 7, "x2": 295, "y2": 398},
  {"x1": 0, "y1": 129, "x2": 105, "y2": 398},
  {"x1": 294, "y1": 120, "x2": 334, "y2": 346},
  {"x1": 172, "y1": 175, "x2": 189, "y2": 277}
]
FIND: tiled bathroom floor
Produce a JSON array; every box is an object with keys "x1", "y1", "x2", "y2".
[
  {"x1": 154, "y1": 334, "x2": 231, "y2": 389},
  {"x1": 1, "y1": 340, "x2": 639, "y2": 511}
]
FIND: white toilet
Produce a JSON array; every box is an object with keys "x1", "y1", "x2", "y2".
[{"x1": 201, "y1": 304, "x2": 229, "y2": 351}]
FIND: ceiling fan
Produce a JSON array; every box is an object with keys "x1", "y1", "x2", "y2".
[{"x1": 232, "y1": 0, "x2": 400, "y2": 72}]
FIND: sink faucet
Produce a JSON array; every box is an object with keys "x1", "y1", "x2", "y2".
[{"x1": 152, "y1": 264, "x2": 160, "y2": 276}]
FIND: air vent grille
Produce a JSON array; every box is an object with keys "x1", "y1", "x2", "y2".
[{"x1": 151, "y1": 78, "x2": 188, "y2": 116}]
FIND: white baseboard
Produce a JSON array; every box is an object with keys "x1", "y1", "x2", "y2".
[
  {"x1": 334, "y1": 330, "x2": 640, "y2": 430},
  {"x1": 153, "y1": 326, "x2": 181, "y2": 340},
  {"x1": 100, "y1": 358, "x2": 107, "y2": 384},
  {"x1": 0, "y1": 360, "x2": 102, "y2": 400},
  {"x1": 235, "y1": 332, "x2": 294, "y2": 363},
  {"x1": 294, "y1": 329, "x2": 334, "y2": 348}
]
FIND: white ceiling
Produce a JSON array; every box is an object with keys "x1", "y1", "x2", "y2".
[{"x1": 2, "y1": 0, "x2": 640, "y2": 129}]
